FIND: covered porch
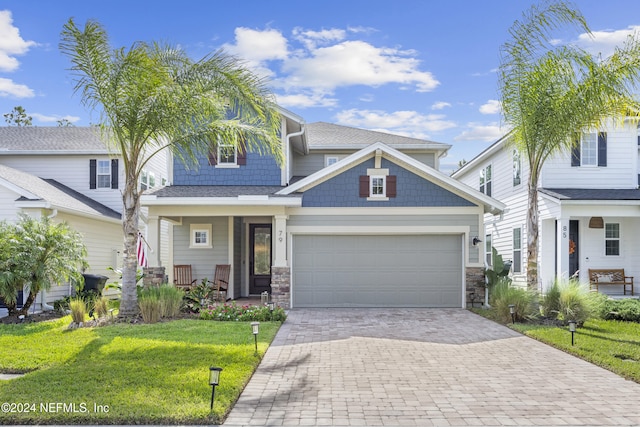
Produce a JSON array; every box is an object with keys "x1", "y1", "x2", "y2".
[
  {"x1": 539, "y1": 188, "x2": 640, "y2": 295},
  {"x1": 141, "y1": 187, "x2": 300, "y2": 306}
]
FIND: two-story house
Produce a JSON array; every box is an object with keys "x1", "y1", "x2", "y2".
[
  {"x1": 0, "y1": 126, "x2": 170, "y2": 314},
  {"x1": 142, "y1": 110, "x2": 504, "y2": 309},
  {"x1": 452, "y1": 119, "x2": 640, "y2": 295}
]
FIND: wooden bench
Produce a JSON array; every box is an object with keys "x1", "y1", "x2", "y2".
[{"x1": 588, "y1": 269, "x2": 634, "y2": 296}]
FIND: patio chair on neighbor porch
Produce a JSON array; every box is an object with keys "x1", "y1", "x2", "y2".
[
  {"x1": 173, "y1": 264, "x2": 197, "y2": 290},
  {"x1": 210, "y1": 264, "x2": 231, "y2": 302}
]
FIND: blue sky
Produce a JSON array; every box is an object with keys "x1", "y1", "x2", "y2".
[{"x1": 1, "y1": 0, "x2": 639, "y2": 172}]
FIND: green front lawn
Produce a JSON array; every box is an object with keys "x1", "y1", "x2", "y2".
[
  {"x1": 513, "y1": 318, "x2": 640, "y2": 383},
  {"x1": 0, "y1": 316, "x2": 280, "y2": 424}
]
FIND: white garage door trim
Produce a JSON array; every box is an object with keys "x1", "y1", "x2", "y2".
[{"x1": 288, "y1": 228, "x2": 467, "y2": 308}]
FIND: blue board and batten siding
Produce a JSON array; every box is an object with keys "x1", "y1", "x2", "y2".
[
  {"x1": 173, "y1": 151, "x2": 282, "y2": 186},
  {"x1": 301, "y1": 158, "x2": 475, "y2": 208}
]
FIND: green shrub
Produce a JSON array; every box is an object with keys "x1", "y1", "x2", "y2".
[
  {"x1": 69, "y1": 298, "x2": 86, "y2": 324},
  {"x1": 138, "y1": 292, "x2": 161, "y2": 323},
  {"x1": 540, "y1": 280, "x2": 561, "y2": 318},
  {"x1": 93, "y1": 297, "x2": 110, "y2": 318},
  {"x1": 200, "y1": 302, "x2": 287, "y2": 322},
  {"x1": 602, "y1": 298, "x2": 640, "y2": 322},
  {"x1": 489, "y1": 278, "x2": 538, "y2": 323},
  {"x1": 557, "y1": 280, "x2": 593, "y2": 325},
  {"x1": 158, "y1": 284, "x2": 184, "y2": 318}
]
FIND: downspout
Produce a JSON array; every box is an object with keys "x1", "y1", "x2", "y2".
[
  {"x1": 41, "y1": 209, "x2": 58, "y2": 311},
  {"x1": 285, "y1": 125, "x2": 306, "y2": 185}
]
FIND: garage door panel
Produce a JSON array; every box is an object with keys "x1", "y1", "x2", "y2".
[{"x1": 293, "y1": 234, "x2": 462, "y2": 308}]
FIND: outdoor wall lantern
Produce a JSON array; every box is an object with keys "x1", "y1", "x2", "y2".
[
  {"x1": 209, "y1": 366, "x2": 222, "y2": 409},
  {"x1": 568, "y1": 320, "x2": 577, "y2": 346},
  {"x1": 472, "y1": 236, "x2": 482, "y2": 246},
  {"x1": 509, "y1": 304, "x2": 516, "y2": 324},
  {"x1": 251, "y1": 322, "x2": 260, "y2": 355}
]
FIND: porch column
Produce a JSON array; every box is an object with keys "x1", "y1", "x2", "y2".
[
  {"x1": 273, "y1": 215, "x2": 288, "y2": 267},
  {"x1": 146, "y1": 215, "x2": 161, "y2": 267},
  {"x1": 556, "y1": 217, "x2": 570, "y2": 280}
]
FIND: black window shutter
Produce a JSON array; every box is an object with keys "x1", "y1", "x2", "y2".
[
  {"x1": 359, "y1": 176, "x2": 369, "y2": 197},
  {"x1": 111, "y1": 159, "x2": 119, "y2": 189},
  {"x1": 89, "y1": 159, "x2": 97, "y2": 189},
  {"x1": 598, "y1": 132, "x2": 607, "y2": 167},
  {"x1": 387, "y1": 176, "x2": 397, "y2": 198},
  {"x1": 237, "y1": 145, "x2": 247, "y2": 165},
  {"x1": 571, "y1": 135, "x2": 581, "y2": 167}
]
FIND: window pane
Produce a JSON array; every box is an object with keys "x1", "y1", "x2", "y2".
[
  {"x1": 605, "y1": 240, "x2": 620, "y2": 256},
  {"x1": 219, "y1": 145, "x2": 236, "y2": 163},
  {"x1": 97, "y1": 160, "x2": 110, "y2": 174},
  {"x1": 581, "y1": 133, "x2": 597, "y2": 166},
  {"x1": 605, "y1": 223, "x2": 619, "y2": 238},
  {"x1": 195, "y1": 231, "x2": 208, "y2": 244},
  {"x1": 371, "y1": 177, "x2": 384, "y2": 195},
  {"x1": 98, "y1": 175, "x2": 111, "y2": 188},
  {"x1": 513, "y1": 150, "x2": 521, "y2": 186}
]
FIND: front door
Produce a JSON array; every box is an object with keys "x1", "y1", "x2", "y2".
[{"x1": 249, "y1": 224, "x2": 272, "y2": 295}]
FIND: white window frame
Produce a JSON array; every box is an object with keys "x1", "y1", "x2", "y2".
[
  {"x1": 513, "y1": 150, "x2": 521, "y2": 187},
  {"x1": 97, "y1": 160, "x2": 111, "y2": 189},
  {"x1": 325, "y1": 156, "x2": 340, "y2": 167},
  {"x1": 604, "y1": 222, "x2": 620, "y2": 256},
  {"x1": 367, "y1": 175, "x2": 388, "y2": 201},
  {"x1": 485, "y1": 233, "x2": 492, "y2": 267},
  {"x1": 190, "y1": 223, "x2": 212, "y2": 249},
  {"x1": 479, "y1": 164, "x2": 492, "y2": 196},
  {"x1": 580, "y1": 132, "x2": 598, "y2": 166},
  {"x1": 216, "y1": 143, "x2": 238, "y2": 168},
  {"x1": 512, "y1": 227, "x2": 522, "y2": 273},
  {"x1": 140, "y1": 170, "x2": 148, "y2": 191}
]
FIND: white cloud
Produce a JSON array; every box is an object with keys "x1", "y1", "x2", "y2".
[
  {"x1": 431, "y1": 101, "x2": 451, "y2": 110},
  {"x1": 479, "y1": 99, "x2": 501, "y2": 115},
  {"x1": 575, "y1": 25, "x2": 640, "y2": 58},
  {"x1": 335, "y1": 109, "x2": 456, "y2": 137},
  {"x1": 454, "y1": 122, "x2": 504, "y2": 142},
  {"x1": 223, "y1": 26, "x2": 439, "y2": 108},
  {"x1": 283, "y1": 40, "x2": 439, "y2": 92},
  {"x1": 31, "y1": 113, "x2": 80, "y2": 123},
  {"x1": 0, "y1": 10, "x2": 36, "y2": 72},
  {"x1": 275, "y1": 91, "x2": 338, "y2": 108},
  {"x1": 0, "y1": 77, "x2": 34, "y2": 98}
]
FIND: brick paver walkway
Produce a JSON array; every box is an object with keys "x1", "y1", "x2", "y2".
[{"x1": 224, "y1": 309, "x2": 640, "y2": 426}]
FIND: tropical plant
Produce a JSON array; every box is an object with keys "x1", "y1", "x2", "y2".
[
  {"x1": 556, "y1": 280, "x2": 595, "y2": 325},
  {"x1": 0, "y1": 215, "x2": 87, "y2": 317},
  {"x1": 69, "y1": 298, "x2": 87, "y2": 324},
  {"x1": 484, "y1": 247, "x2": 512, "y2": 288},
  {"x1": 489, "y1": 277, "x2": 538, "y2": 323},
  {"x1": 183, "y1": 279, "x2": 215, "y2": 313},
  {"x1": 499, "y1": 1, "x2": 640, "y2": 289},
  {"x1": 60, "y1": 19, "x2": 282, "y2": 317}
]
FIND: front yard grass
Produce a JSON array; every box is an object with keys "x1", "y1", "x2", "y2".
[
  {"x1": 473, "y1": 309, "x2": 640, "y2": 384},
  {"x1": 0, "y1": 316, "x2": 280, "y2": 424}
]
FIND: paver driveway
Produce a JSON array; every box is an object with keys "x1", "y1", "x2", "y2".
[{"x1": 225, "y1": 309, "x2": 640, "y2": 426}]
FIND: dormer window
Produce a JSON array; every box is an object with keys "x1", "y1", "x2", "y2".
[
  {"x1": 370, "y1": 176, "x2": 386, "y2": 197},
  {"x1": 218, "y1": 143, "x2": 237, "y2": 165}
]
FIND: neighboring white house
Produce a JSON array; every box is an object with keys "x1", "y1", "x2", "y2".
[
  {"x1": 452, "y1": 119, "x2": 640, "y2": 295},
  {"x1": 0, "y1": 127, "x2": 170, "y2": 315}
]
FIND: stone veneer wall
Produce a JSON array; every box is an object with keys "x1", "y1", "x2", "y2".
[
  {"x1": 465, "y1": 266, "x2": 486, "y2": 307},
  {"x1": 271, "y1": 266, "x2": 291, "y2": 309},
  {"x1": 143, "y1": 266, "x2": 166, "y2": 288}
]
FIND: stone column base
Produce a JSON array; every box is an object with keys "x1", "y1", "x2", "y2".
[
  {"x1": 465, "y1": 267, "x2": 486, "y2": 307},
  {"x1": 143, "y1": 266, "x2": 166, "y2": 288},
  {"x1": 271, "y1": 266, "x2": 291, "y2": 309}
]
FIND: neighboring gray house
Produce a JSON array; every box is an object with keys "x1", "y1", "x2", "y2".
[{"x1": 142, "y1": 117, "x2": 504, "y2": 309}]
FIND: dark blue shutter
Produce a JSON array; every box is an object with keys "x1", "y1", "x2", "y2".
[
  {"x1": 597, "y1": 132, "x2": 607, "y2": 167},
  {"x1": 571, "y1": 136, "x2": 580, "y2": 167},
  {"x1": 89, "y1": 159, "x2": 97, "y2": 189},
  {"x1": 111, "y1": 159, "x2": 119, "y2": 189}
]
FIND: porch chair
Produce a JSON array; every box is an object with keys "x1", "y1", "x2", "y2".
[
  {"x1": 210, "y1": 264, "x2": 231, "y2": 302},
  {"x1": 173, "y1": 264, "x2": 197, "y2": 290}
]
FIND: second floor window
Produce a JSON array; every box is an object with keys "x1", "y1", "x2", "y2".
[
  {"x1": 370, "y1": 176, "x2": 385, "y2": 196},
  {"x1": 572, "y1": 132, "x2": 607, "y2": 167},
  {"x1": 97, "y1": 160, "x2": 111, "y2": 188},
  {"x1": 218, "y1": 143, "x2": 237, "y2": 165},
  {"x1": 479, "y1": 165, "x2": 492, "y2": 196},
  {"x1": 513, "y1": 150, "x2": 521, "y2": 187}
]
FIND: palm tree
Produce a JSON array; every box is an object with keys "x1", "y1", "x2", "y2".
[
  {"x1": 60, "y1": 19, "x2": 282, "y2": 316},
  {"x1": 499, "y1": 1, "x2": 640, "y2": 289}
]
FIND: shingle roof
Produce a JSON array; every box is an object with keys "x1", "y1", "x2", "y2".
[
  {"x1": 305, "y1": 122, "x2": 451, "y2": 151},
  {"x1": 0, "y1": 127, "x2": 110, "y2": 153},
  {"x1": 149, "y1": 185, "x2": 298, "y2": 198},
  {"x1": 0, "y1": 164, "x2": 121, "y2": 220},
  {"x1": 540, "y1": 188, "x2": 640, "y2": 200}
]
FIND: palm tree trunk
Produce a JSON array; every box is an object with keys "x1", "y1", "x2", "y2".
[
  {"x1": 526, "y1": 182, "x2": 539, "y2": 290},
  {"x1": 119, "y1": 173, "x2": 141, "y2": 317}
]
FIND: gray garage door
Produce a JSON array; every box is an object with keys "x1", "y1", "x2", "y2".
[{"x1": 292, "y1": 234, "x2": 462, "y2": 308}]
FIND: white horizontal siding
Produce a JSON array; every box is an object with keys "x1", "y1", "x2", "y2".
[{"x1": 0, "y1": 186, "x2": 19, "y2": 221}]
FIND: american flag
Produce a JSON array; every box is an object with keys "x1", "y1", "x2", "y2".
[{"x1": 137, "y1": 232, "x2": 148, "y2": 267}]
